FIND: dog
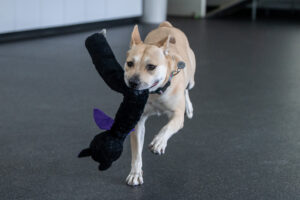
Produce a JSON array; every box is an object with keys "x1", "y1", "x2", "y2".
[{"x1": 123, "y1": 21, "x2": 196, "y2": 186}]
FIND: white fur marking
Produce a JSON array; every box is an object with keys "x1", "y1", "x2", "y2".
[
  {"x1": 133, "y1": 56, "x2": 140, "y2": 63},
  {"x1": 148, "y1": 64, "x2": 167, "y2": 92}
]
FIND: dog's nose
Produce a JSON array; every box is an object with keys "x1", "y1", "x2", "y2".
[{"x1": 128, "y1": 76, "x2": 140, "y2": 89}]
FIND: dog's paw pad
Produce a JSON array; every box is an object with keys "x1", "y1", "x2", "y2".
[
  {"x1": 149, "y1": 136, "x2": 167, "y2": 155},
  {"x1": 126, "y1": 171, "x2": 143, "y2": 186}
]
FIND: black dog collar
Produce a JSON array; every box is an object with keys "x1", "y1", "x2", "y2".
[{"x1": 150, "y1": 61, "x2": 185, "y2": 95}]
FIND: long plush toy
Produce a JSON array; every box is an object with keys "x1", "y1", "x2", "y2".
[{"x1": 78, "y1": 30, "x2": 149, "y2": 171}]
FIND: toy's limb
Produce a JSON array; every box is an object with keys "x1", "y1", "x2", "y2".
[
  {"x1": 78, "y1": 90, "x2": 148, "y2": 170},
  {"x1": 79, "y1": 31, "x2": 149, "y2": 170},
  {"x1": 109, "y1": 89, "x2": 149, "y2": 139},
  {"x1": 86, "y1": 30, "x2": 149, "y2": 137},
  {"x1": 85, "y1": 32, "x2": 128, "y2": 94}
]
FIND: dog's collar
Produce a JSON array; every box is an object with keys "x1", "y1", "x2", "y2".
[{"x1": 150, "y1": 58, "x2": 185, "y2": 95}]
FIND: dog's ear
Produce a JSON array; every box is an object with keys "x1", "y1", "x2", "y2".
[
  {"x1": 78, "y1": 148, "x2": 91, "y2": 157},
  {"x1": 157, "y1": 35, "x2": 176, "y2": 55},
  {"x1": 130, "y1": 25, "x2": 142, "y2": 47}
]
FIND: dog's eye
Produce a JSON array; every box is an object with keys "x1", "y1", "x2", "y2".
[
  {"x1": 127, "y1": 61, "x2": 134, "y2": 67},
  {"x1": 146, "y1": 64, "x2": 157, "y2": 71}
]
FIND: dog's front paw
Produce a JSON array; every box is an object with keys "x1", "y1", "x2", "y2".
[
  {"x1": 126, "y1": 170, "x2": 143, "y2": 186},
  {"x1": 149, "y1": 135, "x2": 167, "y2": 155}
]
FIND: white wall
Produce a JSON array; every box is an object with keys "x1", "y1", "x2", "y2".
[{"x1": 0, "y1": 0, "x2": 142, "y2": 34}]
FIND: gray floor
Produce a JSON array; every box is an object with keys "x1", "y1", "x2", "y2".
[{"x1": 1, "y1": 18, "x2": 300, "y2": 200}]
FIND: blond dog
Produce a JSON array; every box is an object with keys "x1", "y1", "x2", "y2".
[{"x1": 123, "y1": 21, "x2": 196, "y2": 186}]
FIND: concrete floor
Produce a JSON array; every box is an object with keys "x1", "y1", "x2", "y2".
[{"x1": 0, "y1": 18, "x2": 300, "y2": 200}]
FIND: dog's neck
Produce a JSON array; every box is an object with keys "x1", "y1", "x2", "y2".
[{"x1": 163, "y1": 55, "x2": 176, "y2": 83}]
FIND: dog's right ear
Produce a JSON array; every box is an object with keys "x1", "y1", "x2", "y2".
[
  {"x1": 78, "y1": 148, "x2": 91, "y2": 157},
  {"x1": 156, "y1": 35, "x2": 176, "y2": 55},
  {"x1": 130, "y1": 25, "x2": 142, "y2": 47}
]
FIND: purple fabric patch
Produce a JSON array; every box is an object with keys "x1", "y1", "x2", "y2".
[
  {"x1": 93, "y1": 108, "x2": 134, "y2": 133},
  {"x1": 93, "y1": 108, "x2": 114, "y2": 130}
]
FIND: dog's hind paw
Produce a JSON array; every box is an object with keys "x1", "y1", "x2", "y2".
[
  {"x1": 185, "y1": 102, "x2": 193, "y2": 119},
  {"x1": 185, "y1": 89, "x2": 193, "y2": 119},
  {"x1": 126, "y1": 171, "x2": 143, "y2": 186}
]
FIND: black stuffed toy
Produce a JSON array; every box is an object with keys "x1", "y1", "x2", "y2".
[{"x1": 78, "y1": 30, "x2": 149, "y2": 171}]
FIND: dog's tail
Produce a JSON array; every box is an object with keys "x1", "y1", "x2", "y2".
[{"x1": 159, "y1": 21, "x2": 173, "y2": 28}]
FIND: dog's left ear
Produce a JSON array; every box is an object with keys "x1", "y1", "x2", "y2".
[
  {"x1": 157, "y1": 35, "x2": 176, "y2": 55},
  {"x1": 130, "y1": 25, "x2": 142, "y2": 47}
]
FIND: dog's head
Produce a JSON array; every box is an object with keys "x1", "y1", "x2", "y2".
[{"x1": 124, "y1": 25, "x2": 175, "y2": 91}]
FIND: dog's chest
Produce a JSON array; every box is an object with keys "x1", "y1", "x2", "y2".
[{"x1": 146, "y1": 94, "x2": 174, "y2": 117}]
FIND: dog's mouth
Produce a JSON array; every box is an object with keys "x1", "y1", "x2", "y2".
[
  {"x1": 150, "y1": 80, "x2": 159, "y2": 89},
  {"x1": 126, "y1": 79, "x2": 160, "y2": 91}
]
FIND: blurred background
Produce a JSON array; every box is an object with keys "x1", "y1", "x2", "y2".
[
  {"x1": 1, "y1": 0, "x2": 300, "y2": 37},
  {"x1": 0, "y1": 0, "x2": 300, "y2": 200}
]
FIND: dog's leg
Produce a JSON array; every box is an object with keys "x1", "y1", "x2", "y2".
[
  {"x1": 149, "y1": 108, "x2": 185, "y2": 155},
  {"x1": 126, "y1": 115, "x2": 148, "y2": 186},
  {"x1": 185, "y1": 89, "x2": 193, "y2": 119}
]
